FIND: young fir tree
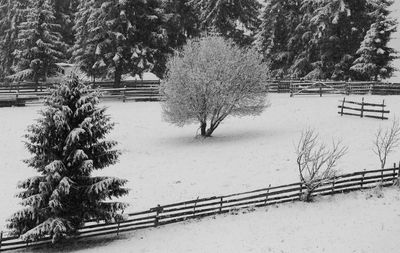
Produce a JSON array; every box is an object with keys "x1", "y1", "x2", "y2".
[
  {"x1": 7, "y1": 77, "x2": 129, "y2": 242},
  {"x1": 9, "y1": 0, "x2": 66, "y2": 89},
  {"x1": 191, "y1": 0, "x2": 261, "y2": 46},
  {"x1": 350, "y1": 0, "x2": 397, "y2": 80}
]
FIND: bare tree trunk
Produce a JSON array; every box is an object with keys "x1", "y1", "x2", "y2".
[
  {"x1": 205, "y1": 125, "x2": 215, "y2": 137},
  {"x1": 200, "y1": 122, "x2": 207, "y2": 137}
]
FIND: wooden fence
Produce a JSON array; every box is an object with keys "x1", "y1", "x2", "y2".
[
  {"x1": 0, "y1": 80, "x2": 161, "y2": 107},
  {"x1": 1, "y1": 80, "x2": 400, "y2": 107},
  {"x1": 267, "y1": 80, "x2": 400, "y2": 95},
  {"x1": 1, "y1": 165, "x2": 399, "y2": 252},
  {"x1": 338, "y1": 97, "x2": 390, "y2": 120}
]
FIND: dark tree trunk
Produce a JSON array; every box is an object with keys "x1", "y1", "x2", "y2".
[
  {"x1": 205, "y1": 125, "x2": 215, "y2": 137},
  {"x1": 114, "y1": 65, "x2": 122, "y2": 88},
  {"x1": 34, "y1": 74, "x2": 39, "y2": 92},
  {"x1": 200, "y1": 122, "x2": 207, "y2": 136}
]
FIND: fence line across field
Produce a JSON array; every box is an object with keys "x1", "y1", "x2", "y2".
[
  {"x1": 1, "y1": 164, "x2": 399, "y2": 252},
  {"x1": 266, "y1": 80, "x2": 400, "y2": 95}
]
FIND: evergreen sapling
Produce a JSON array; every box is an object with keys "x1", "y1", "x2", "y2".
[{"x1": 7, "y1": 77, "x2": 129, "y2": 243}]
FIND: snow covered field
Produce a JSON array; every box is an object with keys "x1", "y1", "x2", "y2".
[
  {"x1": 26, "y1": 188, "x2": 400, "y2": 253},
  {"x1": 1, "y1": 93, "x2": 400, "y2": 234}
]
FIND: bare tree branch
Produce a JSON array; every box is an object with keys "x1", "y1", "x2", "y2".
[
  {"x1": 295, "y1": 129, "x2": 348, "y2": 202},
  {"x1": 373, "y1": 119, "x2": 400, "y2": 169}
]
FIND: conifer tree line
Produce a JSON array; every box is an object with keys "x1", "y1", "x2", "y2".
[
  {"x1": 255, "y1": 0, "x2": 397, "y2": 81},
  {"x1": 0, "y1": 0, "x2": 397, "y2": 84}
]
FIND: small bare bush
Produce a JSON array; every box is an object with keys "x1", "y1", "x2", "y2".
[
  {"x1": 295, "y1": 129, "x2": 348, "y2": 202},
  {"x1": 373, "y1": 119, "x2": 400, "y2": 170}
]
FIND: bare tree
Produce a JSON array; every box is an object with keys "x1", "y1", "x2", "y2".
[
  {"x1": 373, "y1": 119, "x2": 400, "y2": 170},
  {"x1": 160, "y1": 36, "x2": 269, "y2": 137},
  {"x1": 295, "y1": 129, "x2": 348, "y2": 202}
]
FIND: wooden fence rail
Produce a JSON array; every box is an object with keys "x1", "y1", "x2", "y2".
[
  {"x1": 267, "y1": 80, "x2": 400, "y2": 95},
  {"x1": 0, "y1": 80, "x2": 162, "y2": 107},
  {"x1": 1, "y1": 165, "x2": 399, "y2": 252},
  {"x1": 338, "y1": 97, "x2": 389, "y2": 120}
]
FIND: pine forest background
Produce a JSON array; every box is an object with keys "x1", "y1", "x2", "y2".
[{"x1": 0, "y1": 0, "x2": 399, "y2": 85}]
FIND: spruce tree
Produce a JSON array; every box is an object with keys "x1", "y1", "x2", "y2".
[
  {"x1": 9, "y1": 0, "x2": 66, "y2": 89},
  {"x1": 72, "y1": 0, "x2": 167, "y2": 87},
  {"x1": 7, "y1": 77, "x2": 129, "y2": 242},
  {"x1": 191, "y1": 0, "x2": 261, "y2": 46},
  {"x1": 255, "y1": 0, "x2": 304, "y2": 78},
  {"x1": 256, "y1": 0, "x2": 396, "y2": 81},
  {"x1": 351, "y1": 0, "x2": 397, "y2": 80},
  {"x1": 0, "y1": 0, "x2": 28, "y2": 80},
  {"x1": 70, "y1": 0, "x2": 103, "y2": 82}
]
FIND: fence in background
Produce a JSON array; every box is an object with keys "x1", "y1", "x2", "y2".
[
  {"x1": 1, "y1": 165, "x2": 399, "y2": 252},
  {"x1": 267, "y1": 80, "x2": 400, "y2": 95},
  {"x1": 0, "y1": 80, "x2": 161, "y2": 107},
  {"x1": 1, "y1": 80, "x2": 400, "y2": 107},
  {"x1": 338, "y1": 97, "x2": 389, "y2": 120}
]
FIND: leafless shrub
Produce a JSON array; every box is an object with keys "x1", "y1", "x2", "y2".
[
  {"x1": 160, "y1": 36, "x2": 269, "y2": 137},
  {"x1": 373, "y1": 119, "x2": 400, "y2": 170},
  {"x1": 295, "y1": 129, "x2": 348, "y2": 202}
]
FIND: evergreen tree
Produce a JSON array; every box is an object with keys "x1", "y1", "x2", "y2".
[
  {"x1": 72, "y1": 0, "x2": 167, "y2": 87},
  {"x1": 70, "y1": 0, "x2": 103, "y2": 82},
  {"x1": 0, "y1": 0, "x2": 28, "y2": 80},
  {"x1": 256, "y1": 0, "x2": 396, "y2": 80},
  {"x1": 255, "y1": 0, "x2": 304, "y2": 78},
  {"x1": 191, "y1": 0, "x2": 261, "y2": 46},
  {"x1": 53, "y1": 0, "x2": 78, "y2": 51},
  {"x1": 7, "y1": 77, "x2": 129, "y2": 242},
  {"x1": 351, "y1": 0, "x2": 397, "y2": 80},
  {"x1": 9, "y1": 0, "x2": 66, "y2": 89},
  {"x1": 162, "y1": 0, "x2": 201, "y2": 49},
  {"x1": 157, "y1": 0, "x2": 201, "y2": 77}
]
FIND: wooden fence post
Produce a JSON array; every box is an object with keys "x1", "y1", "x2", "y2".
[
  {"x1": 319, "y1": 83, "x2": 322, "y2": 97},
  {"x1": 331, "y1": 179, "x2": 335, "y2": 193},
  {"x1": 299, "y1": 182, "x2": 303, "y2": 200},
  {"x1": 396, "y1": 161, "x2": 400, "y2": 184},
  {"x1": 153, "y1": 205, "x2": 163, "y2": 227},
  {"x1": 264, "y1": 184, "x2": 271, "y2": 205},
  {"x1": 219, "y1": 197, "x2": 223, "y2": 213},
  {"x1": 122, "y1": 86, "x2": 126, "y2": 102},
  {"x1": 393, "y1": 163, "x2": 397, "y2": 183},
  {"x1": 381, "y1": 100, "x2": 385, "y2": 120},
  {"x1": 361, "y1": 170, "x2": 365, "y2": 189},
  {"x1": 0, "y1": 231, "x2": 3, "y2": 251},
  {"x1": 340, "y1": 97, "x2": 345, "y2": 116},
  {"x1": 193, "y1": 197, "x2": 199, "y2": 218},
  {"x1": 360, "y1": 97, "x2": 364, "y2": 118},
  {"x1": 345, "y1": 82, "x2": 350, "y2": 95}
]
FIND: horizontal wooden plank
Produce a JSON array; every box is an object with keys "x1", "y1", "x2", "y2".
[
  {"x1": 338, "y1": 112, "x2": 361, "y2": 117},
  {"x1": 342, "y1": 100, "x2": 386, "y2": 107},
  {"x1": 338, "y1": 105, "x2": 389, "y2": 114},
  {"x1": 364, "y1": 115, "x2": 388, "y2": 120}
]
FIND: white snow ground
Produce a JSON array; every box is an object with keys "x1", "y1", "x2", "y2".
[
  {"x1": 1, "y1": 94, "x2": 400, "y2": 234},
  {"x1": 26, "y1": 187, "x2": 400, "y2": 253}
]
